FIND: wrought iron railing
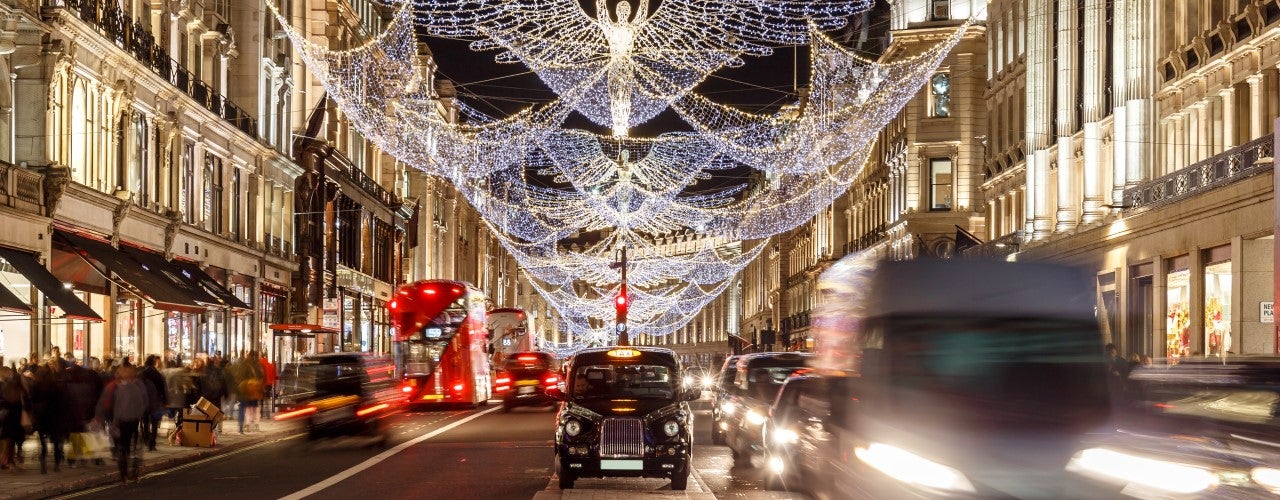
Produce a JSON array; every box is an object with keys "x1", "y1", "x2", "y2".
[
  {"x1": 848, "y1": 223, "x2": 888, "y2": 253},
  {"x1": 1123, "y1": 134, "x2": 1274, "y2": 211},
  {"x1": 961, "y1": 230, "x2": 1023, "y2": 259},
  {"x1": 44, "y1": 0, "x2": 258, "y2": 138}
]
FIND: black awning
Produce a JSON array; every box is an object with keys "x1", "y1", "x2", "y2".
[
  {"x1": 116, "y1": 245, "x2": 224, "y2": 308},
  {"x1": 169, "y1": 259, "x2": 252, "y2": 310},
  {"x1": 0, "y1": 246, "x2": 102, "y2": 321},
  {"x1": 0, "y1": 283, "x2": 31, "y2": 314},
  {"x1": 55, "y1": 231, "x2": 207, "y2": 314}
]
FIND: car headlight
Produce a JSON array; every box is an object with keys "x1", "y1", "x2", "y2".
[
  {"x1": 720, "y1": 401, "x2": 736, "y2": 416},
  {"x1": 700, "y1": 376, "x2": 714, "y2": 389},
  {"x1": 855, "y1": 442, "x2": 975, "y2": 493},
  {"x1": 1065, "y1": 447, "x2": 1218, "y2": 495},
  {"x1": 662, "y1": 420, "x2": 680, "y2": 437},
  {"x1": 564, "y1": 419, "x2": 582, "y2": 437},
  {"x1": 1253, "y1": 467, "x2": 1280, "y2": 492},
  {"x1": 746, "y1": 409, "x2": 767, "y2": 426},
  {"x1": 771, "y1": 427, "x2": 799, "y2": 445},
  {"x1": 682, "y1": 375, "x2": 694, "y2": 387}
]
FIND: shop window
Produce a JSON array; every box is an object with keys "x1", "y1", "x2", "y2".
[
  {"x1": 929, "y1": 158, "x2": 953, "y2": 210},
  {"x1": 1204, "y1": 245, "x2": 1232, "y2": 356},
  {"x1": 930, "y1": 0, "x2": 950, "y2": 21},
  {"x1": 1166, "y1": 256, "x2": 1191, "y2": 360},
  {"x1": 930, "y1": 73, "x2": 951, "y2": 117}
]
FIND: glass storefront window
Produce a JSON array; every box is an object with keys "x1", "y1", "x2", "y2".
[
  {"x1": 1166, "y1": 267, "x2": 1191, "y2": 361},
  {"x1": 115, "y1": 298, "x2": 140, "y2": 362},
  {"x1": 0, "y1": 264, "x2": 33, "y2": 363},
  {"x1": 1205, "y1": 260, "x2": 1232, "y2": 356},
  {"x1": 167, "y1": 312, "x2": 196, "y2": 362}
]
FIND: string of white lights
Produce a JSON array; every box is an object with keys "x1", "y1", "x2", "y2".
[{"x1": 267, "y1": 0, "x2": 965, "y2": 344}]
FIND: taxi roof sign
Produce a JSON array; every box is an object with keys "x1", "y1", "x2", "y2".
[{"x1": 606, "y1": 348, "x2": 641, "y2": 358}]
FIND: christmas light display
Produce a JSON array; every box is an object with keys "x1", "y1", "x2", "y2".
[{"x1": 267, "y1": 0, "x2": 966, "y2": 347}]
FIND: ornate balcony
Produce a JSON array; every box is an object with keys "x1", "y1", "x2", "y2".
[
  {"x1": 1123, "y1": 134, "x2": 1273, "y2": 211},
  {"x1": 0, "y1": 161, "x2": 44, "y2": 214},
  {"x1": 43, "y1": 0, "x2": 258, "y2": 138}
]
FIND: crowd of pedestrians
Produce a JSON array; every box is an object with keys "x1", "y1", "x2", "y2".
[{"x1": 0, "y1": 348, "x2": 275, "y2": 484}]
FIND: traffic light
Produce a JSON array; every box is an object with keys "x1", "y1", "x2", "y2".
[{"x1": 615, "y1": 284, "x2": 629, "y2": 343}]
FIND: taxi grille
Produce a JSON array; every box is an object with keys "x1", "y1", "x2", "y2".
[{"x1": 599, "y1": 418, "x2": 644, "y2": 458}]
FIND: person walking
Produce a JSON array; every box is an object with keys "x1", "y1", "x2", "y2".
[
  {"x1": 30, "y1": 357, "x2": 72, "y2": 474},
  {"x1": 0, "y1": 365, "x2": 30, "y2": 470},
  {"x1": 64, "y1": 358, "x2": 104, "y2": 467},
  {"x1": 138, "y1": 356, "x2": 167, "y2": 451},
  {"x1": 233, "y1": 352, "x2": 266, "y2": 433},
  {"x1": 95, "y1": 364, "x2": 158, "y2": 485},
  {"x1": 258, "y1": 353, "x2": 276, "y2": 419}
]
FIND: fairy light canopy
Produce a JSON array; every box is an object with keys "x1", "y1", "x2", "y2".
[{"x1": 269, "y1": 0, "x2": 967, "y2": 348}]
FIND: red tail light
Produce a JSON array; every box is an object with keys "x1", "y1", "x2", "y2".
[
  {"x1": 356, "y1": 403, "x2": 390, "y2": 418},
  {"x1": 401, "y1": 385, "x2": 414, "y2": 394},
  {"x1": 517, "y1": 354, "x2": 538, "y2": 361},
  {"x1": 495, "y1": 376, "x2": 510, "y2": 384},
  {"x1": 453, "y1": 383, "x2": 464, "y2": 391},
  {"x1": 543, "y1": 375, "x2": 559, "y2": 385},
  {"x1": 273, "y1": 406, "x2": 317, "y2": 421}
]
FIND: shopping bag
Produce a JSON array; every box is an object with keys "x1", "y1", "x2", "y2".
[
  {"x1": 20, "y1": 409, "x2": 32, "y2": 433},
  {"x1": 68, "y1": 432, "x2": 91, "y2": 460}
]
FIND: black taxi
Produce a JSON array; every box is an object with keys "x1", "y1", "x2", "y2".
[{"x1": 549, "y1": 346, "x2": 700, "y2": 490}]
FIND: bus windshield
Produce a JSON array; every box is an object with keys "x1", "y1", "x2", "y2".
[{"x1": 400, "y1": 302, "x2": 469, "y2": 376}]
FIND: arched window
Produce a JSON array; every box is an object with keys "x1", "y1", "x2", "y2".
[{"x1": 71, "y1": 83, "x2": 88, "y2": 185}]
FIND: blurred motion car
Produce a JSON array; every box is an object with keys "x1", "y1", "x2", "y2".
[
  {"x1": 494, "y1": 351, "x2": 560, "y2": 411},
  {"x1": 1066, "y1": 356, "x2": 1280, "y2": 497},
  {"x1": 808, "y1": 256, "x2": 1117, "y2": 499},
  {"x1": 550, "y1": 346, "x2": 701, "y2": 490},
  {"x1": 710, "y1": 354, "x2": 742, "y2": 445},
  {"x1": 723, "y1": 352, "x2": 812, "y2": 468},
  {"x1": 761, "y1": 373, "x2": 829, "y2": 492},
  {"x1": 274, "y1": 353, "x2": 399, "y2": 446}
]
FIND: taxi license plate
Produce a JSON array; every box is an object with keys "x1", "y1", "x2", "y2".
[
  {"x1": 601, "y1": 460, "x2": 643, "y2": 470},
  {"x1": 518, "y1": 386, "x2": 535, "y2": 395},
  {"x1": 515, "y1": 380, "x2": 539, "y2": 386}
]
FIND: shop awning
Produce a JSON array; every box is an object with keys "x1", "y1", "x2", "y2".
[
  {"x1": 168, "y1": 259, "x2": 253, "y2": 311},
  {"x1": 116, "y1": 244, "x2": 225, "y2": 308},
  {"x1": 0, "y1": 246, "x2": 102, "y2": 321},
  {"x1": 0, "y1": 282, "x2": 31, "y2": 314},
  {"x1": 55, "y1": 231, "x2": 207, "y2": 314},
  {"x1": 269, "y1": 323, "x2": 338, "y2": 337}
]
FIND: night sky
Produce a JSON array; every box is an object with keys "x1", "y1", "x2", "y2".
[{"x1": 416, "y1": 0, "x2": 892, "y2": 194}]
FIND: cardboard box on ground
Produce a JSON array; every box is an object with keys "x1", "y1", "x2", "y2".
[{"x1": 180, "y1": 397, "x2": 226, "y2": 447}]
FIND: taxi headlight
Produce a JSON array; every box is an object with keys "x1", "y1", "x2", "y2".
[
  {"x1": 855, "y1": 442, "x2": 975, "y2": 493},
  {"x1": 662, "y1": 420, "x2": 680, "y2": 437},
  {"x1": 682, "y1": 375, "x2": 694, "y2": 387},
  {"x1": 564, "y1": 419, "x2": 582, "y2": 437},
  {"x1": 720, "y1": 401, "x2": 736, "y2": 416},
  {"x1": 746, "y1": 409, "x2": 767, "y2": 426},
  {"x1": 700, "y1": 376, "x2": 714, "y2": 389},
  {"x1": 1066, "y1": 447, "x2": 1218, "y2": 494},
  {"x1": 1253, "y1": 467, "x2": 1280, "y2": 492}
]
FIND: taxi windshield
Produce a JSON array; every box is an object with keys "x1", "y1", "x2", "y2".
[{"x1": 571, "y1": 363, "x2": 676, "y2": 400}]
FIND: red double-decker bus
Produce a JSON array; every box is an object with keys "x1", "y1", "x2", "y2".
[{"x1": 390, "y1": 280, "x2": 492, "y2": 407}]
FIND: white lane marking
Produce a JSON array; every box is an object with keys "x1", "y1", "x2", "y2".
[{"x1": 279, "y1": 406, "x2": 501, "y2": 500}]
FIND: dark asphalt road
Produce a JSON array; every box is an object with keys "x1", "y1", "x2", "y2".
[{"x1": 57, "y1": 398, "x2": 803, "y2": 499}]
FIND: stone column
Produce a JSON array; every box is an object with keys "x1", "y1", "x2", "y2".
[
  {"x1": 1025, "y1": 0, "x2": 1053, "y2": 238},
  {"x1": 988, "y1": 198, "x2": 998, "y2": 240},
  {"x1": 1196, "y1": 100, "x2": 1211, "y2": 163},
  {"x1": 1220, "y1": 88, "x2": 1236, "y2": 150},
  {"x1": 1055, "y1": 0, "x2": 1079, "y2": 233},
  {"x1": 1248, "y1": 74, "x2": 1265, "y2": 140}
]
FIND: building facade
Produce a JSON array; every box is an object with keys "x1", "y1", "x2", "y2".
[
  {"x1": 0, "y1": 0, "x2": 537, "y2": 369},
  {"x1": 732, "y1": 0, "x2": 1280, "y2": 363}
]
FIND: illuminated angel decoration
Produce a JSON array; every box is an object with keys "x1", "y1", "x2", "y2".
[{"x1": 418, "y1": 0, "x2": 872, "y2": 134}]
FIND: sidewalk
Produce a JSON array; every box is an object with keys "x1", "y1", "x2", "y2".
[{"x1": 3, "y1": 416, "x2": 297, "y2": 500}]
